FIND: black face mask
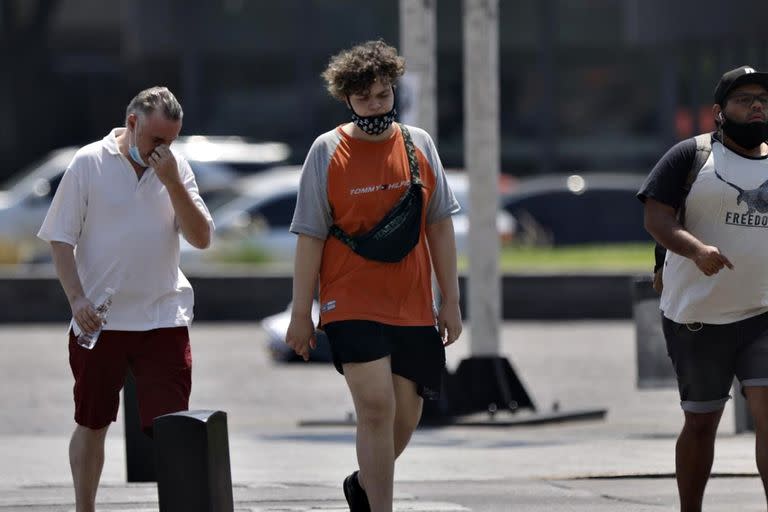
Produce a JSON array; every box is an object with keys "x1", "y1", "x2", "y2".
[
  {"x1": 349, "y1": 105, "x2": 397, "y2": 136},
  {"x1": 347, "y1": 89, "x2": 397, "y2": 136},
  {"x1": 721, "y1": 113, "x2": 768, "y2": 149}
]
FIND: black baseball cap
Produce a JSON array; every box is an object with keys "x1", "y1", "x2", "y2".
[{"x1": 714, "y1": 65, "x2": 768, "y2": 105}]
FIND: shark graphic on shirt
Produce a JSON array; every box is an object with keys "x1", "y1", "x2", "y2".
[{"x1": 714, "y1": 169, "x2": 768, "y2": 214}]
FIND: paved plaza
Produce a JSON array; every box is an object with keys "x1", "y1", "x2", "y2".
[{"x1": 0, "y1": 321, "x2": 763, "y2": 511}]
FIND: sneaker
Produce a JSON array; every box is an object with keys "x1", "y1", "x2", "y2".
[{"x1": 343, "y1": 470, "x2": 371, "y2": 512}]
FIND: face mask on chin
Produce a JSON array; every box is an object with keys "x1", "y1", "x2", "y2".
[
  {"x1": 721, "y1": 113, "x2": 768, "y2": 150},
  {"x1": 349, "y1": 105, "x2": 397, "y2": 136},
  {"x1": 348, "y1": 89, "x2": 397, "y2": 136}
]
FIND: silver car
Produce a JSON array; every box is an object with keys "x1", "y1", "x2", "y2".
[{"x1": 0, "y1": 139, "x2": 262, "y2": 263}]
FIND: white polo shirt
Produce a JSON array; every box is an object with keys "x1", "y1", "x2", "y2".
[{"x1": 38, "y1": 128, "x2": 214, "y2": 331}]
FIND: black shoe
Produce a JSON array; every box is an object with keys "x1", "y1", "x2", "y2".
[{"x1": 343, "y1": 470, "x2": 371, "y2": 512}]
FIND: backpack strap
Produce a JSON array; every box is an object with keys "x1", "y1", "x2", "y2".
[
  {"x1": 685, "y1": 133, "x2": 713, "y2": 192},
  {"x1": 652, "y1": 132, "x2": 713, "y2": 293},
  {"x1": 678, "y1": 132, "x2": 713, "y2": 226}
]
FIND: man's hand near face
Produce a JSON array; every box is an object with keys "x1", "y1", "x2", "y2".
[{"x1": 147, "y1": 145, "x2": 181, "y2": 187}]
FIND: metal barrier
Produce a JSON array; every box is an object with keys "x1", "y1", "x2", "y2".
[{"x1": 154, "y1": 410, "x2": 234, "y2": 512}]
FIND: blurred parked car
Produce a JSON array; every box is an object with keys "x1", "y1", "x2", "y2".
[
  {"x1": 170, "y1": 136, "x2": 291, "y2": 174},
  {"x1": 181, "y1": 166, "x2": 303, "y2": 265},
  {"x1": 0, "y1": 136, "x2": 284, "y2": 263},
  {"x1": 501, "y1": 173, "x2": 650, "y2": 246},
  {"x1": 448, "y1": 171, "x2": 516, "y2": 254},
  {"x1": 261, "y1": 300, "x2": 333, "y2": 363},
  {"x1": 181, "y1": 168, "x2": 516, "y2": 265}
]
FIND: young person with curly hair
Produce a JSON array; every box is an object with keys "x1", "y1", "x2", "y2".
[{"x1": 286, "y1": 40, "x2": 462, "y2": 512}]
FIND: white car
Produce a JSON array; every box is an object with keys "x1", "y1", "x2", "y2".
[
  {"x1": 0, "y1": 140, "x2": 253, "y2": 263},
  {"x1": 181, "y1": 166, "x2": 302, "y2": 266},
  {"x1": 181, "y1": 167, "x2": 516, "y2": 265}
]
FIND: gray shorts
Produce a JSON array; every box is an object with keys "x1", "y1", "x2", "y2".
[{"x1": 662, "y1": 311, "x2": 768, "y2": 413}]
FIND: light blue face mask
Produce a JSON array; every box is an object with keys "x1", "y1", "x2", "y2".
[{"x1": 128, "y1": 118, "x2": 148, "y2": 167}]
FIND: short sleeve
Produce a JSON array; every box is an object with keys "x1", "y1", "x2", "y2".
[
  {"x1": 637, "y1": 138, "x2": 698, "y2": 209},
  {"x1": 290, "y1": 136, "x2": 334, "y2": 239},
  {"x1": 37, "y1": 161, "x2": 87, "y2": 247},
  {"x1": 420, "y1": 132, "x2": 461, "y2": 224}
]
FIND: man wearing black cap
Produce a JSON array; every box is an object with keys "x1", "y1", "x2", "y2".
[{"x1": 639, "y1": 65, "x2": 768, "y2": 511}]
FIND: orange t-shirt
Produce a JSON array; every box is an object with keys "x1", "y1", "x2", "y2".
[{"x1": 290, "y1": 124, "x2": 460, "y2": 327}]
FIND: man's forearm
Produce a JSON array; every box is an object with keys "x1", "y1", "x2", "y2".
[
  {"x1": 652, "y1": 223, "x2": 706, "y2": 260},
  {"x1": 165, "y1": 181, "x2": 211, "y2": 249},
  {"x1": 426, "y1": 217, "x2": 460, "y2": 303},
  {"x1": 50, "y1": 241, "x2": 86, "y2": 304},
  {"x1": 645, "y1": 202, "x2": 707, "y2": 260}
]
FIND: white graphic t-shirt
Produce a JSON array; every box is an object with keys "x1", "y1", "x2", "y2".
[{"x1": 639, "y1": 135, "x2": 768, "y2": 324}]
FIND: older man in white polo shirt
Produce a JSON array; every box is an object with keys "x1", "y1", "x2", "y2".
[{"x1": 38, "y1": 86, "x2": 213, "y2": 512}]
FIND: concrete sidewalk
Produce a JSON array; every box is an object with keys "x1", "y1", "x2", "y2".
[{"x1": 0, "y1": 321, "x2": 763, "y2": 510}]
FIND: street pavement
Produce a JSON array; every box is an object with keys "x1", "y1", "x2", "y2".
[{"x1": 0, "y1": 321, "x2": 764, "y2": 511}]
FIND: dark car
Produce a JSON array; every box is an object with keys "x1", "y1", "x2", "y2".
[{"x1": 502, "y1": 173, "x2": 650, "y2": 246}]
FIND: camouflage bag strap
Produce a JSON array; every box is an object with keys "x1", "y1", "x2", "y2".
[
  {"x1": 398, "y1": 123, "x2": 422, "y2": 186},
  {"x1": 328, "y1": 224, "x2": 358, "y2": 250}
]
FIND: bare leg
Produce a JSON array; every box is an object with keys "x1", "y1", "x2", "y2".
[
  {"x1": 392, "y1": 375, "x2": 423, "y2": 459},
  {"x1": 69, "y1": 424, "x2": 109, "y2": 512},
  {"x1": 745, "y1": 386, "x2": 768, "y2": 509},
  {"x1": 675, "y1": 409, "x2": 722, "y2": 512},
  {"x1": 344, "y1": 357, "x2": 396, "y2": 512}
]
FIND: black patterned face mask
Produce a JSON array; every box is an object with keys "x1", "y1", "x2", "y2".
[{"x1": 348, "y1": 94, "x2": 397, "y2": 135}]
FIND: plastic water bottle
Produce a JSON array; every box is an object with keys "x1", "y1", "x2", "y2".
[{"x1": 76, "y1": 288, "x2": 115, "y2": 349}]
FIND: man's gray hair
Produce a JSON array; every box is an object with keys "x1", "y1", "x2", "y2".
[{"x1": 125, "y1": 86, "x2": 183, "y2": 121}]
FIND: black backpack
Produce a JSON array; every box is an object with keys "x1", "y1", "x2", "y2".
[{"x1": 652, "y1": 133, "x2": 713, "y2": 293}]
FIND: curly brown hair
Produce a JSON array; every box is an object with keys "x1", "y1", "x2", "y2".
[{"x1": 321, "y1": 40, "x2": 406, "y2": 101}]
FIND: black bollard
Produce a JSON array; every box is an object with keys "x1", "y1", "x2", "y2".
[
  {"x1": 123, "y1": 371, "x2": 156, "y2": 482},
  {"x1": 154, "y1": 410, "x2": 234, "y2": 512}
]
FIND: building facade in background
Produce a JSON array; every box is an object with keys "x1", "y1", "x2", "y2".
[{"x1": 2, "y1": 0, "x2": 768, "y2": 180}]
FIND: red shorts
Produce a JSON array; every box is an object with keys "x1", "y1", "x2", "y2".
[{"x1": 68, "y1": 327, "x2": 192, "y2": 432}]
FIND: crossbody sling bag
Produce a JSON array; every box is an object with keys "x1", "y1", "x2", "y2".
[{"x1": 328, "y1": 123, "x2": 424, "y2": 263}]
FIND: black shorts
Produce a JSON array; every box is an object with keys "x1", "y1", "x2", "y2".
[
  {"x1": 663, "y1": 311, "x2": 768, "y2": 413},
  {"x1": 322, "y1": 320, "x2": 446, "y2": 400}
]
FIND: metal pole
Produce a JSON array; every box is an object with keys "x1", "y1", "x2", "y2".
[
  {"x1": 399, "y1": 0, "x2": 438, "y2": 139},
  {"x1": 463, "y1": 0, "x2": 500, "y2": 356}
]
